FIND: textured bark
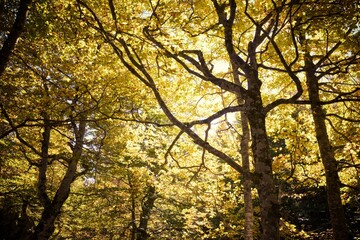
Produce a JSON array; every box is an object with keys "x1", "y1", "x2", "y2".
[
  {"x1": 305, "y1": 55, "x2": 349, "y2": 240},
  {"x1": 240, "y1": 112, "x2": 254, "y2": 240},
  {"x1": 233, "y1": 60, "x2": 254, "y2": 240},
  {"x1": 0, "y1": 0, "x2": 32, "y2": 75},
  {"x1": 244, "y1": 42, "x2": 280, "y2": 240},
  {"x1": 247, "y1": 105, "x2": 279, "y2": 240},
  {"x1": 30, "y1": 119, "x2": 86, "y2": 240}
]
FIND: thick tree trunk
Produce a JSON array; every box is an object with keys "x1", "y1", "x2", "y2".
[
  {"x1": 38, "y1": 114, "x2": 51, "y2": 208},
  {"x1": 248, "y1": 112, "x2": 279, "y2": 240},
  {"x1": 30, "y1": 119, "x2": 86, "y2": 240},
  {"x1": 305, "y1": 56, "x2": 349, "y2": 240},
  {"x1": 240, "y1": 112, "x2": 254, "y2": 240},
  {"x1": 31, "y1": 206, "x2": 60, "y2": 240},
  {"x1": 245, "y1": 87, "x2": 279, "y2": 240}
]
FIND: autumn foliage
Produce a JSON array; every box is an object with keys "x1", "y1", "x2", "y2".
[{"x1": 0, "y1": 0, "x2": 359, "y2": 239}]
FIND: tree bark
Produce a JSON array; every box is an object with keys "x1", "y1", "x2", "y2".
[
  {"x1": 305, "y1": 54, "x2": 349, "y2": 240},
  {"x1": 242, "y1": 39, "x2": 279, "y2": 239},
  {"x1": 233, "y1": 62, "x2": 254, "y2": 240},
  {"x1": 0, "y1": 0, "x2": 32, "y2": 75},
  {"x1": 240, "y1": 112, "x2": 254, "y2": 240},
  {"x1": 30, "y1": 118, "x2": 87, "y2": 240},
  {"x1": 37, "y1": 113, "x2": 51, "y2": 208},
  {"x1": 246, "y1": 104, "x2": 279, "y2": 240}
]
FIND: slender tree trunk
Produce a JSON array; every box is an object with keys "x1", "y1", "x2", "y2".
[
  {"x1": 233, "y1": 66, "x2": 254, "y2": 240},
  {"x1": 128, "y1": 173, "x2": 137, "y2": 240},
  {"x1": 30, "y1": 118, "x2": 86, "y2": 240},
  {"x1": 305, "y1": 55, "x2": 349, "y2": 240},
  {"x1": 240, "y1": 112, "x2": 254, "y2": 240},
  {"x1": 0, "y1": 0, "x2": 32, "y2": 75},
  {"x1": 136, "y1": 186, "x2": 157, "y2": 240},
  {"x1": 38, "y1": 113, "x2": 51, "y2": 208}
]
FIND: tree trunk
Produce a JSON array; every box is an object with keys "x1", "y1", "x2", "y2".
[
  {"x1": 240, "y1": 112, "x2": 254, "y2": 240},
  {"x1": 136, "y1": 186, "x2": 157, "y2": 240},
  {"x1": 248, "y1": 112, "x2": 279, "y2": 240},
  {"x1": 244, "y1": 85, "x2": 279, "y2": 240},
  {"x1": 30, "y1": 118, "x2": 86, "y2": 240},
  {"x1": 0, "y1": 0, "x2": 32, "y2": 75},
  {"x1": 233, "y1": 57, "x2": 254, "y2": 240},
  {"x1": 37, "y1": 113, "x2": 51, "y2": 208},
  {"x1": 305, "y1": 55, "x2": 349, "y2": 240}
]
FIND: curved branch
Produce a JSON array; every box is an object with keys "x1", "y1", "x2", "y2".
[
  {"x1": 149, "y1": 77, "x2": 244, "y2": 174},
  {"x1": 0, "y1": 118, "x2": 29, "y2": 139},
  {"x1": 262, "y1": 33, "x2": 303, "y2": 113},
  {"x1": 315, "y1": 28, "x2": 353, "y2": 68},
  {"x1": 185, "y1": 105, "x2": 244, "y2": 126},
  {"x1": 78, "y1": 0, "x2": 245, "y2": 175},
  {"x1": 325, "y1": 117, "x2": 352, "y2": 143},
  {"x1": 326, "y1": 114, "x2": 360, "y2": 123},
  {"x1": 0, "y1": 103, "x2": 41, "y2": 156},
  {"x1": 213, "y1": 0, "x2": 251, "y2": 75},
  {"x1": 143, "y1": 27, "x2": 246, "y2": 95}
]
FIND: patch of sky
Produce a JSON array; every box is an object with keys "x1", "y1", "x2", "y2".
[{"x1": 139, "y1": 10, "x2": 152, "y2": 19}]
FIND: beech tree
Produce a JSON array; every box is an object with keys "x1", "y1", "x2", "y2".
[
  {"x1": 0, "y1": 1, "x2": 147, "y2": 238},
  {"x1": 76, "y1": 0, "x2": 360, "y2": 238},
  {"x1": 289, "y1": 1, "x2": 359, "y2": 239},
  {"x1": 75, "y1": 0, "x2": 308, "y2": 239},
  {"x1": 1, "y1": 0, "x2": 359, "y2": 239}
]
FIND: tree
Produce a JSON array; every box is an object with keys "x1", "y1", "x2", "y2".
[
  {"x1": 0, "y1": 2, "x2": 34, "y2": 238},
  {"x1": 291, "y1": 1, "x2": 359, "y2": 238},
  {"x1": 75, "y1": 0, "x2": 312, "y2": 239},
  {"x1": 239, "y1": 112, "x2": 253, "y2": 240},
  {"x1": 0, "y1": 1, "x2": 143, "y2": 238},
  {"x1": 1, "y1": 0, "x2": 359, "y2": 239}
]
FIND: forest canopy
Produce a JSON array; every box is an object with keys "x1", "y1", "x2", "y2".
[{"x1": 0, "y1": 0, "x2": 359, "y2": 239}]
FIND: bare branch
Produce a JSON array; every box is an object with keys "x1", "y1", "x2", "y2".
[
  {"x1": 0, "y1": 103, "x2": 41, "y2": 156},
  {"x1": 143, "y1": 27, "x2": 246, "y2": 95},
  {"x1": 326, "y1": 114, "x2": 360, "y2": 123},
  {"x1": 315, "y1": 28, "x2": 353, "y2": 68},
  {"x1": 78, "y1": 0, "x2": 245, "y2": 175},
  {"x1": 325, "y1": 118, "x2": 352, "y2": 143},
  {"x1": 164, "y1": 130, "x2": 184, "y2": 166}
]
